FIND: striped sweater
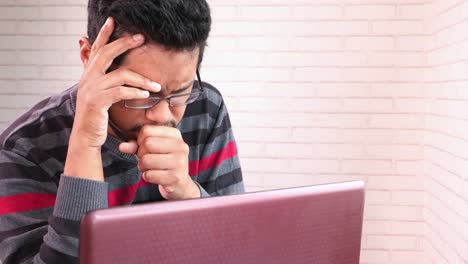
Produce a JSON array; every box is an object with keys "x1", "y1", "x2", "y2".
[{"x1": 0, "y1": 82, "x2": 244, "y2": 263}]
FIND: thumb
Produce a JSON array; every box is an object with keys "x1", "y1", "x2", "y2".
[{"x1": 119, "y1": 140, "x2": 138, "y2": 154}]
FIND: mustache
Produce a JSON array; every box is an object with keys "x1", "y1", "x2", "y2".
[{"x1": 130, "y1": 121, "x2": 177, "y2": 133}]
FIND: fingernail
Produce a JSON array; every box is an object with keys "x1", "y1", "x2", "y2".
[
  {"x1": 151, "y1": 82, "x2": 161, "y2": 91},
  {"x1": 133, "y1": 34, "x2": 144, "y2": 42},
  {"x1": 139, "y1": 90, "x2": 150, "y2": 97},
  {"x1": 104, "y1": 17, "x2": 111, "y2": 27}
]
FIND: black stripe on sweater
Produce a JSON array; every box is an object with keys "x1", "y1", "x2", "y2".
[
  {"x1": 4, "y1": 237, "x2": 44, "y2": 264},
  {"x1": 17, "y1": 145, "x2": 68, "y2": 167},
  {"x1": 0, "y1": 163, "x2": 52, "y2": 182},
  {"x1": 48, "y1": 216, "x2": 80, "y2": 238},
  {"x1": 182, "y1": 113, "x2": 231, "y2": 147},
  {"x1": 102, "y1": 161, "x2": 137, "y2": 179},
  {"x1": 215, "y1": 168, "x2": 243, "y2": 191},
  {"x1": 4, "y1": 115, "x2": 73, "y2": 149},
  {"x1": 201, "y1": 82, "x2": 223, "y2": 97},
  {"x1": 39, "y1": 243, "x2": 78, "y2": 264},
  {"x1": 183, "y1": 98, "x2": 219, "y2": 119},
  {"x1": 202, "y1": 168, "x2": 243, "y2": 194},
  {"x1": 0, "y1": 221, "x2": 48, "y2": 243}
]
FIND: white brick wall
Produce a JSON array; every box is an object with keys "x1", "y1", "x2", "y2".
[
  {"x1": 0, "y1": 1, "x2": 86, "y2": 130},
  {"x1": 424, "y1": 0, "x2": 468, "y2": 263},
  {"x1": 1, "y1": 0, "x2": 467, "y2": 263}
]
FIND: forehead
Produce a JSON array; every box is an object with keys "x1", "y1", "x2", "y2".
[{"x1": 120, "y1": 43, "x2": 199, "y2": 86}]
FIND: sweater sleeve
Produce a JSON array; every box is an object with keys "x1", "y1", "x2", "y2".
[
  {"x1": 0, "y1": 149, "x2": 108, "y2": 264},
  {"x1": 193, "y1": 98, "x2": 245, "y2": 197}
]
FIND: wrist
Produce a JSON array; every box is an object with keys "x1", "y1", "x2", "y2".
[
  {"x1": 68, "y1": 134, "x2": 102, "y2": 152},
  {"x1": 69, "y1": 125, "x2": 107, "y2": 149},
  {"x1": 64, "y1": 141, "x2": 104, "y2": 182},
  {"x1": 188, "y1": 179, "x2": 201, "y2": 199}
]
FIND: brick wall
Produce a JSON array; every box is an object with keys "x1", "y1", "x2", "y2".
[
  {"x1": 0, "y1": 0, "x2": 87, "y2": 129},
  {"x1": 424, "y1": 0, "x2": 468, "y2": 263},
  {"x1": 205, "y1": 1, "x2": 428, "y2": 263},
  {"x1": 0, "y1": 0, "x2": 466, "y2": 263}
]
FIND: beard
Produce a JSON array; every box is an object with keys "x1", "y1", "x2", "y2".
[
  {"x1": 126, "y1": 120, "x2": 178, "y2": 140},
  {"x1": 130, "y1": 120, "x2": 177, "y2": 132}
]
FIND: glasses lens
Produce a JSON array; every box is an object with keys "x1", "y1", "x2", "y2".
[
  {"x1": 125, "y1": 98, "x2": 159, "y2": 109},
  {"x1": 170, "y1": 92, "x2": 202, "y2": 107}
]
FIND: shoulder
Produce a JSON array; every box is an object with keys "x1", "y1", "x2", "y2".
[
  {"x1": 182, "y1": 81, "x2": 227, "y2": 121},
  {"x1": 0, "y1": 85, "x2": 77, "y2": 159},
  {"x1": 179, "y1": 81, "x2": 230, "y2": 144},
  {"x1": 201, "y1": 82, "x2": 224, "y2": 107}
]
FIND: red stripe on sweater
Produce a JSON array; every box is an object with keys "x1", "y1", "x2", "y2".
[
  {"x1": 0, "y1": 193, "x2": 56, "y2": 216},
  {"x1": 107, "y1": 178, "x2": 153, "y2": 207},
  {"x1": 189, "y1": 141, "x2": 238, "y2": 177},
  {"x1": 107, "y1": 141, "x2": 238, "y2": 206}
]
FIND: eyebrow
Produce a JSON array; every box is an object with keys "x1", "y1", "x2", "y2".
[
  {"x1": 170, "y1": 80, "x2": 195, "y2": 94},
  {"x1": 146, "y1": 80, "x2": 196, "y2": 97}
]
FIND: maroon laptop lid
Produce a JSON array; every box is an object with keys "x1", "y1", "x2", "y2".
[{"x1": 80, "y1": 181, "x2": 365, "y2": 264}]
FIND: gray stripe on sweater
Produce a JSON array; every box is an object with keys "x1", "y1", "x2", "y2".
[
  {"x1": 216, "y1": 181, "x2": 245, "y2": 196},
  {"x1": 43, "y1": 225, "x2": 78, "y2": 257},
  {"x1": 179, "y1": 113, "x2": 213, "y2": 133},
  {"x1": 104, "y1": 167, "x2": 141, "y2": 192},
  {"x1": 33, "y1": 253, "x2": 47, "y2": 264},
  {"x1": 0, "y1": 208, "x2": 51, "y2": 232},
  {"x1": 186, "y1": 127, "x2": 235, "y2": 162},
  {"x1": 195, "y1": 156, "x2": 241, "y2": 183},
  {"x1": 204, "y1": 88, "x2": 223, "y2": 107},
  {"x1": 39, "y1": 158, "x2": 64, "y2": 178},
  {"x1": 0, "y1": 179, "x2": 57, "y2": 197},
  {"x1": 0, "y1": 150, "x2": 37, "y2": 166},
  {"x1": 12, "y1": 129, "x2": 71, "y2": 153}
]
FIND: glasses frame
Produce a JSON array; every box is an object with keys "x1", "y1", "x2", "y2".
[{"x1": 124, "y1": 70, "x2": 204, "y2": 109}]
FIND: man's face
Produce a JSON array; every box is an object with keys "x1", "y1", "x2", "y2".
[{"x1": 108, "y1": 43, "x2": 199, "y2": 140}]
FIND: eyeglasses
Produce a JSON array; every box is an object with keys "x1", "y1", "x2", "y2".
[{"x1": 124, "y1": 70, "x2": 204, "y2": 109}]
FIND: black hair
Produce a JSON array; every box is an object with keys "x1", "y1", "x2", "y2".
[{"x1": 87, "y1": 0, "x2": 211, "y2": 67}]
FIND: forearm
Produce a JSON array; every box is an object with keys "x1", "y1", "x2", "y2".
[
  {"x1": 64, "y1": 134, "x2": 104, "y2": 182},
  {"x1": 33, "y1": 175, "x2": 108, "y2": 263}
]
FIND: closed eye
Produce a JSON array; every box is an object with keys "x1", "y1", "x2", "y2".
[{"x1": 172, "y1": 81, "x2": 194, "y2": 95}]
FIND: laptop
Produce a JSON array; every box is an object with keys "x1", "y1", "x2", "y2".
[{"x1": 79, "y1": 181, "x2": 365, "y2": 264}]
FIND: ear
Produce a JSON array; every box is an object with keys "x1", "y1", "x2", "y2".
[{"x1": 79, "y1": 36, "x2": 92, "y2": 69}]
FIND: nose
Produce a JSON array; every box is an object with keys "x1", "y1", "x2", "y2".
[{"x1": 144, "y1": 99, "x2": 173, "y2": 124}]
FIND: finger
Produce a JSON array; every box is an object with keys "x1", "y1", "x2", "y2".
[
  {"x1": 99, "y1": 86, "x2": 151, "y2": 108},
  {"x1": 88, "y1": 33, "x2": 145, "y2": 76},
  {"x1": 137, "y1": 137, "x2": 185, "y2": 158},
  {"x1": 99, "y1": 68, "x2": 161, "y2": 93},
  {"x1": 142, "y1": 170, "x2": 174, "y2": 186},
  {"x1": 88, "y1": 17, "x2": 114, "y2": 64},
  {"x1": 119, "y1": 140, "x2": 138, "y2": 154},
  {"x1": 137, "y1": 125, "x2": 183, "y2": 147},
  {"x1": 138, "y1": 153, "x2": 182, "y2": 171}
]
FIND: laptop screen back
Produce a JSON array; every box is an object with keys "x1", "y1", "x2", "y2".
[{"x1": 80, "y1": 181, "x2": 365, "y2": 264}]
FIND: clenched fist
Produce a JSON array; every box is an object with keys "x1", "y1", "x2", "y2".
[{"x1": 120, "y1": 125, "x2": 200, "y2": 200}]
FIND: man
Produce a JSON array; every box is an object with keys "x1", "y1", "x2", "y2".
[{"x1": 0, "y1": 0, "x2": 244, "y2": 262}]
